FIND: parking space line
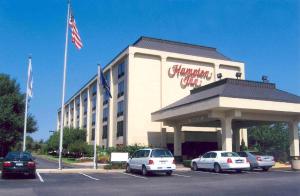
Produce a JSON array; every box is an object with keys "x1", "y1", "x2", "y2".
[
  {"x1": 36, "y1": 172, "x2": 44, "y2": 182},
  {"x1": 122, "y1": 172, "x2": 148, "y2": 179},
  {"x1": 243, "y1": 171, "x2": 262, "y2": 174},
  {"x1": 173, "y1": 173, "x2": 191, "y2": 178},
  {"x1": 195, "y1": 171, "x2": 229, "y2": 175},
  {"x1": 79, "y1": 173, "x2": 100, "y2": 181},
  {"x1": 272, "y1": 170, "x2": 300, "y2": 173}
]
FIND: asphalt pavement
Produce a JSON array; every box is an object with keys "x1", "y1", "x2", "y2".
[
  {"x1": 0, "y1": 169, "x2": 299, "y2": 196},
  {"x1": 33, "y1": 155, "x2": 77, "y2": 169}
]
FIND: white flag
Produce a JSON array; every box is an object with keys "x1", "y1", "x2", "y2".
[{"x1": 27, "y1": 58, "x2": 33, "y2": 98}]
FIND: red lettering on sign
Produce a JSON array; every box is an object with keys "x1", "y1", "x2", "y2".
[{"x1": 168, "y1": 64, "x2": 212, "y2": 88}]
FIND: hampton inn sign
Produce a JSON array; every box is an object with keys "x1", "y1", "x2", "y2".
[{"x1": 168, "y1": 64, "x2": 213, "y2": 88}]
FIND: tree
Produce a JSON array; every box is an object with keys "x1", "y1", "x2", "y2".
[
  {"x1": 248, "y1": 122, "x2": 289, "y2": 162},
  {"x1": 46, "y1": 127, "x2": 87, "y2": 156},
  {"x1": 0, "y1": 74, "x2": 37, "y2": 156}
]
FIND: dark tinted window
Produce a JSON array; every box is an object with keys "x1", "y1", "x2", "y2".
[
  {"x1": 133, "y1": 150, "x2": 143, "y2": 158},
  {"x1": 102, "y1": 125, "x2": 108, "y2": 139},
  {"x1": 202, "y1": 152, "x2": 211, "y2": 158},
  {"x1": 132, "y1": 151, "x2": 139, "y2": 158},
  {"x1": 6, "y1": 152, "x2": 32, "y2": 161},
  {"x1": 249, "y1": 152, "x2": 262, "y2": 156},
  {"x1": 151, "y1": 149, "x2": 173, "y2": 158},
  {"x1": 140, "y1": 150, "x2": 150, "y2": 158},
  {"x1": 117, "y1": 121, "x2": 124, "y2": 137},
  {"x1": 237, "y1": 152, "x2": 248, "y2": 157},
  {"x1": 118, "y1": 62, "x2": 125, "y2": 78},
  {"x1": 210, "y1": 152, "x2": 217, "y2": 158}
]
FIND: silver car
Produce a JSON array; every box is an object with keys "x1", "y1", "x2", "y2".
[{"x1": 237, "y1": 151, "x2": 275, "y2": 171}]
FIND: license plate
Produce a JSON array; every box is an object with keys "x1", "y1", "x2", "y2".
[
  {"x1": 235, "y1": 160, "x2": 243, "y2": 163},
  {"x1": 16, "y1": 162, "x2": 23, "y2": 166},
  {"x1": 160, "y1": 160, "x2": 167, "y2": 164}
]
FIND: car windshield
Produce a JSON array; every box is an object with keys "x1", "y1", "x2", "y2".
[
  {"x1": 5, "y1": 152, "x2": 32, "y2": 161},
  {"x1": 151, "y1": 149, "x2": 173, "y2": 158},
  {"x1": 221, "y1": 152, "x2": 239, "y2": 157}
]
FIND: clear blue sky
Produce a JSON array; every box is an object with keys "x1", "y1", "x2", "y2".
[{"x1": 0, "y1": 0, "x2": 299, "y2": 141}]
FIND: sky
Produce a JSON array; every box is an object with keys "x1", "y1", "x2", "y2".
[{"x1": 0, "y1": 0, "x2": 299, "y2": 141}]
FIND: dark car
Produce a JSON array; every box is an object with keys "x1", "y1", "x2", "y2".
[{"x1": 1, "y1": 151, "x2": 36, "y2": 179}]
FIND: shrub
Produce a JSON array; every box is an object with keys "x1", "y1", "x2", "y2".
[
  {"x1": 104, "y1": 162, "x2": 126, "y2": 170},
  {"x1": 98, "y1": 154, "x2": 110, "y2": 163},
  {"x1": 183, "y1": 160, "x2": 191, "y2": 168},
  {"x1": 105, "y1": 144, "x2": 148, "y2": 156}
]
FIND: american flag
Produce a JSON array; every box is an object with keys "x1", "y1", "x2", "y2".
[{"x1": 69, "y1": 13, "x2": 83, "y2": 49}]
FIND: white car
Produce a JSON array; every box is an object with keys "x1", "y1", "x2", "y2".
[
  {"x1": 237, "y1": 151, "x2": 275, "y2": 171},
  {"x1": 191, "y1": 151, "x2": 250, "y2": 173},
  {"x1": 126, "y1": 148, "x2": 176, "y2": 176}
]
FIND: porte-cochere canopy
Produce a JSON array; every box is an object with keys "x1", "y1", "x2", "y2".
[{"x1": 152, "y1": 78, "x2": 300, "y2": 157}]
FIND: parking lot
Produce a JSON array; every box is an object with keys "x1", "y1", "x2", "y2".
[{"x1": 0, "y1": 169, "x2": 299, "y2": 196}]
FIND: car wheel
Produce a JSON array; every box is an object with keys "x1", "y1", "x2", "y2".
[
  {"x1": 166, "y1": 171, "x2": 172, "y2": 176},
  {"x1": 142, "y1": 165, "x2": 148, "y2": 176},
  {"x1": 192, "y1": 162, "x2": 198, "y2": 171},
  {"x1": 126, "y1": 164, "x2": 131, "y2": 173},
  {"x1": 214, "y1": 163, "x2": 222, "y2": 173},
  {"x1": 262, "y1": 167, "x2": 270, "y2": 172}
]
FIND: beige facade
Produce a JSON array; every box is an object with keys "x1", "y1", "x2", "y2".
[{"x1": 57, "y1": 37, "x2": 247, "y2": 152}]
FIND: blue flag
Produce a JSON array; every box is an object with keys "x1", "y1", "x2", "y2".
[{"x1": 99, "y1": 66, "x2": 112, "y2": 98}]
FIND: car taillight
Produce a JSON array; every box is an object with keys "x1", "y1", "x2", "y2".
[
  {"x1": 148, "y1": 160, "x2": 154, "y2": 165},
  {"x1": 227, "y1": 158, "x2": 232, "y2": 164},
  {"x1": 256, "y1": 156, "x2": 262, "y2": 161},
  {"x1": 172, "y1": 159, "x2": 175, "y2": 164},
  {"x1": 28, "y1": 161, "x2": 35, "y2": 168},
  {"x1": 246, "y1": 158, "x2": 249, "y2": 163},
  {"x1": 3, "y1": 161, "x2": 12, "y2": 167}
]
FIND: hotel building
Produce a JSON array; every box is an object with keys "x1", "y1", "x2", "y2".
[{"x1": 57, "y1": 36, "x2": 300, "y2": 159}]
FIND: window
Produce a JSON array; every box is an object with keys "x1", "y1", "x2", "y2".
[
  {"x1": 118, "y1": 62, "x2": 125, "y2": 78},
  {"x1": 91, "y1": 128, "x2": 95, "y2": 141},
  {"x1": 103, "y1": 72, "x2": 110, "y2": 105},
  {"x1": 221, "y1": 152, "x2": 239, "y2": 157},
  {"x1": 76, "y1": 97, "x2": 80, "y2": 106},
  {"x1": 92, "y1": 83, "x2": 97, "y2": 96},
  {"x1": 237, "y1": 152, "x2": 248, "y2": 157},
  {"x1": 103, "y1": 107, "x2": 108, "y2": 122},
  {"x1": 210, "y1": 152, "x2": 217, "y2": 158},
  {"x1": 83, "y1": 92, "x2": 88, "y2": 114},
  {"x1": 118, "y1": 80, "x2": 124, "y2": 98},
  {"x1": 92, "y1": 113, "x2": 96, "y2": 126},
  {"x1": 202, "y1": 152, "x2": 211, "y2": 158},
  {"x1": 76, "y1": 97, "x2": 80, "y2": 118},
  {"x1": 151, "y1": 149, "x2": 173, "y2": 158},
  {"x1": 92, "y1": 96, "x2": 96, "y2": 111},
  {"x1": 102, "y1": 125, "x2": 108, "y2": 139},
  {"x1": 83, "y1": 92, "x2": 88, "y2": 102},
  {"x1": 83, "y1": 116, "x2": 87, "y2": 128},
  {"x1": 132, "y1": 150, "x2": 140, "y2": 158},
  {"x1": 117, "y1": 121, "x2": 124, "y2": 137},
  {"x1": 117, "y1": 101, "x2": 124, "y2": 117}
]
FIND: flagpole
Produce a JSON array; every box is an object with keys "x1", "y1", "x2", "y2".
[
  {"x1": 23, "y1": 56, "x2": 31, "y2": 152},
  {"x1": 93, "y1": 65, "x2": 101, "y2": 169},
  {"x1": 59, "y1": 0, "x2": 71, "y2": 170}
]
